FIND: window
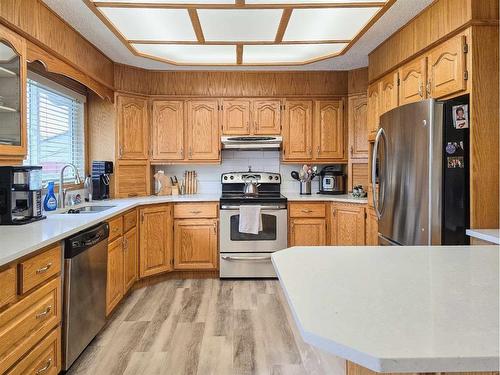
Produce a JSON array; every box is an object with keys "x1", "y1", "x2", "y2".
[{"x1": 24, "y1": 73, "x2": 85, "y2": 184}]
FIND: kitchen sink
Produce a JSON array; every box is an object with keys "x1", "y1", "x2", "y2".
[{"x1": 63, "y1": 205, "x2": 116, "y2": 214}]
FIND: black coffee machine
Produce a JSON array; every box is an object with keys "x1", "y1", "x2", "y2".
[
  {"x1": 0, "y1": 166, "x2": 45, "y2": 225},
  {"x1": 92, "y1": 161, "x2": 113, "y2": 200}
]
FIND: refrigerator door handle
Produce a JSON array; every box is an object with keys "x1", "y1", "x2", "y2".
[{"x1": 372, "y1": 127, "x2": 386, "y2": 219}]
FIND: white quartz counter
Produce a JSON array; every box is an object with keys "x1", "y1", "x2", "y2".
[
  {"x1": 0, "y1": 194, "x2": 220, "y2": 267},
  {"x1": 272, "y1": 245, "x2": 499, "y2": 373},
  {"x1": 284, "y1": 193, "x2": 367, "y2": 204},
  {"x1": 466, "y1": 229, "x2": 500, "y2": 245}
]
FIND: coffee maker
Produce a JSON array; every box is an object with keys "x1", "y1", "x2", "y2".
[
  {"x1": 92, "y1": 161, "x2": 113, "y2": 200},
  {"x1": 0, "y1": 166, "x2": 45, "y2": 225}
]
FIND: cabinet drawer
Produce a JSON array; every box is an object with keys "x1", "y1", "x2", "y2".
[
  {"x1": 0, "y1": 265, "x2": 16, "y2": 309},
  {"x1": 108, "y1": 216, "x2": 123, "y2": 242},
  {"x1": 289, "y1": 203, "x2": 326, "y2": 218},
  {"x1": 123, "y1": 210, "x2": 137, "y2": 233},
  {"x1": 174, "y1": 203, "x2": 218, "y2": 219},
  {"x1": 6, "y1": 327, "x2": 61, "y2": 375},
  {"x1": 19, "y1": 245, "x2": 61, "y2": 295},
  {"x1": 0, "y1": 277, "x2": 61, "y2": 374}
]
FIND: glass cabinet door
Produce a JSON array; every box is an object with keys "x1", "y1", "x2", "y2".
[{"x1": 0, "y1": 41, "x2": 21, "y2": 146}]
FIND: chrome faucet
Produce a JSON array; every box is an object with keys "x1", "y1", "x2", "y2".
[{"x1": 59, "y1": 163, "x2": 82, "y2": 208}]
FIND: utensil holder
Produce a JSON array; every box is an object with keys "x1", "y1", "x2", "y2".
[{"x1": 300, "y1": 181, "x2": 311, "y2": 195}]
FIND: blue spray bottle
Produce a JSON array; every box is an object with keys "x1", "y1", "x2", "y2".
[{"x1": 43, "y1": 181, "x2": 58, "y2": 211}]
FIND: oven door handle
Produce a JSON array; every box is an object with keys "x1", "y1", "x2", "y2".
[
  {"x1": 221, "y1": 255, "x2": 272, "y2": 262},
  {"x1": 220, "y1": 205, "x2": 286, "y2": 210}
]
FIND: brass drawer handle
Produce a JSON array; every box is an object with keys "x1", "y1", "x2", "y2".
[
  {"x1": 36, "y1": 358, "x2": 52, "y2": 374},
  {"x1": 301, "y1": 209, "x2": 312, "y2": 213},
  {"x1": 36, "y1": 263, "x2": 52, "y2": 274},
  {"x1": 189, "y1": 210, "x2": 202, "y2": 214},
  {"x1": 36, "y1": 305, "x2": 52, "y2": 319}
]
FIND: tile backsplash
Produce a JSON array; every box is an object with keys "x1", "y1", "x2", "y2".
[{"x1": 154, "y1": 150, "x2": 344, "y2": 195}]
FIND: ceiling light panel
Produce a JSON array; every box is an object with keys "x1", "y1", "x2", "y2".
[
  {"x1": 198, "y1": 9, "x2": 283, "y2": 41},
  {"x1": 133, "y1": 44, "x2": 237, "y2": 64},
  {"x1": 244, "y1": 43, "x2": 347, "y2": 64},
  {"x1": 284, "y1": 7, "x2": 380, "y2": 41},
  {"x1": 100, "y1": 8, "x2": 196, "y2": 41}
]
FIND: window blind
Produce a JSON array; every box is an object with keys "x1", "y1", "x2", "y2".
[{"x1": 24, "y1": 76, "x2": 85, "y2": 184}]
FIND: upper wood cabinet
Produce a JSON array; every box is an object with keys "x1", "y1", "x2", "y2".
[
  {"x1": 330, "y1": 203, "x2": 365, "y2": 246},
  {"x1": 252, "y1": 99, "x2": 281, "y2": 135},
  {"x1": 139, "y1": 205, "x2": 173, "y2": 278},
  {"x1": 222, "y1": 99, "x2": 250, "y2": 135},
  {"x1": 174, "y1": 218, "x2": 218, "y2": 270},
  {"x1": 0, "y1": 24, "x2": 27, "y2": 159},
  {"x1": 348, "y1": 95, "x2": 368, "y2": 159},
  {"x1": 117, "y1": 95, "x2": 149, "y2": 160},
  {"x1": 367, "y1": 83, "x2": 380, "y2": 139},
  {"x1": 314, "y1": 100, "x2": 344, "y2": 160},
  {"x1": 379, "y1": 72, "x2": 399, "y2": 115},
  {"x1": 186, "y1": 100, "x2": 220, "y2": 161},
  {"x1": 427, "y1": 35, "x2": 467, "y2": 99},
  {"x1": 399, "y1": 57, "x2": 427, "y2": 105},
  {"x1": 283, "y1": 100, "x2": 313, "y2": 160},
  {"x1": 151, "y1": 100, "x2": 184, "y2": 160}
]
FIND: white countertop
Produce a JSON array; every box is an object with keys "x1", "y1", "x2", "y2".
[
  {"x1": 466, "y1": 229, "x2": 500, "y2": 245},
  {"x1": 284, "y1": 193, "x2": 367, "y2": 204},
  {"x1": 272, "y1": 245, "x2": 499, "y2": 373}
]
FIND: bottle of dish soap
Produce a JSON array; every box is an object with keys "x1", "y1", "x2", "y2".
[{"x1": 43, "y1": 181, "x2": 57, "y2": 211}]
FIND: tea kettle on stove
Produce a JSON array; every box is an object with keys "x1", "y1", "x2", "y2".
[{"x1": 243, "y1": 175, "x2": 260, "y2": 196}]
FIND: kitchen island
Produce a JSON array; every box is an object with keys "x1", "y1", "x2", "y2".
[{"x1": 272, "y1": 245, "x2": 499, "y2": 374}]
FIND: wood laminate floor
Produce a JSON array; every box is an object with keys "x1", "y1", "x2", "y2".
[{"x1": 68, "y1": 279, "x2": 345, "y2": 375}]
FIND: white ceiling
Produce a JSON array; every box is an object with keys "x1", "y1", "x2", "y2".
[{"x1": 42, "y1": 0, "x2": 433, "y2": 70}]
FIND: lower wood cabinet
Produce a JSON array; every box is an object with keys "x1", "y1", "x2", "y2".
[
  {"x1": 139, "y1": 205, "x2": 173, "y2": 278},
  {"x1": 123, "y1": 226, "x2": 138, "y2": 292},
  {"x1": 330, "y1": 203, "x2": 366, "y2": 246},
  {"x1": 174, "y1": 219, "x2": 218, "y2": 270},
  {"x1": 106, "y1": 237, "x2": 124, "y2": 316},
  {"x1": 366, "y1": 207, "x2": 379, "y2": 245},
  {"x1": 289, "y1": 218, "x2": 327, "y2": 246}
]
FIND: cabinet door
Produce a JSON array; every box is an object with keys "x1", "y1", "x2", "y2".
[
  {"x1": 379, "y1": 72, "x2": 398, "y2": 115},
  {"x1": 187, "y1": 100, "x2": 220, "y2": 161},
  {"x1": 283, "y1": 100, "x2": 313, "y2": 160},
  {"x1": 330, "y1": 204, "x2": 365, "y2": 246},
  {"x1": 399, "y1": 57, "x2": 427, "y2": 105},
  {"x1": 314, "y1": 100, "x2": 344, "y2": 160},
  {"x1": 115, "y1": 160, "x2": 150, "y2": 198},
  {"x1": 117, "y1": 95, "x2": 149, "y2": 160},
  {"x1": 139, "y1": 205, "x2": 173, "y2": 277},
  {"x1": 106, "y1": 237, "x2": 123, "y2": 316},
  {"x1": 151, "y1": 100, "x2": 184, "y2": 160},
  {"x1": 366, "y1": 207, "x2": 379, "y2": 245},
  {"x1": 222, "y1": 99, "x2": 250, "y2": 135},
  {"x1": 289, "y1": 218, "x2": 326, "y2": 246},
  {"x1": 123, "y1": 226, "x2": 138, "y2": 293},
  {"x1": 427, "y1": 35, "x2": 466, "y2": 99},
  {"x1": 348, "y1": 95, "x2": 368, "y2": 159},
  {"x1": 252, "y1": 99, "x2": 281, "y2": 135},
  {"x1": 174, "y1": 219, "x2": 218, "y2": 270},
  {"x1": 367, "y1": 83, "x2": 380, "y2": 139}
]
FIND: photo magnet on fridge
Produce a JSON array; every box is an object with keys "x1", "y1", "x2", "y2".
[
  {"x1": 447, "y1": 156, "x2": 464, "y2": 169},
  {"x1": 452, "y1": 104, "x2": 469, "y2": 129}
]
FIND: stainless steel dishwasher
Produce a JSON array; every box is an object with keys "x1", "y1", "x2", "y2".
[{"x1": 63, "y1": 222, "x2": 109, "y2": 371}]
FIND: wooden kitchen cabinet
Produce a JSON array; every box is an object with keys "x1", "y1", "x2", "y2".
[
  {"x1": 222, "y1": 99, "x2": 250, "y2": 135},
  {"x1": 186, "y1": 100, "x2": 220, "y2": 161},
  {"x1": 151, "y1": 100, "x2": 184, "y2": 160},
  {"x1": 115, "y1": 160, "x2": 150, "y2": 198},
  {"x1": 252, "y1": 99, "x2": 281, "y2": 135},
  {"x1": 106, "y1": 237, "x2": 124, "y2": 315},
  {"x1": 116, "y1": 94, "x2": 149, "y2": 160},
  {"x1": 366, "y1": 206, "x2": 379, "y2": 245},
  {"x1": 348, "y1": 94, "x2": 368, "y2": 159},
  {"x1": 330, "y1": 203, "x2": 365, "y2": 246},
  {"x1": 367, "y1": 83, "x2": 380, "y2": 140},
  {"x1": 123, "y1": 226, "x2": 138, "y2": 293},
  {"x1": 283, "y1": 100, "x2": 313, "y2": 161},
  {"x1": 379, "y1": 71, "x2": 399, "y2": 115},
  {"x1": 289, "y1": 218, "x2": 327, "y2": 246},
  {"x1": 139, "y1": 205, "x2": 173, "y2": 278},
  {"x1": 427, "y1": 34, "x2": 467, "y2": 99},
  {"x1": 314, "y1": 100, "x2": 344, "y2": 160},
  {"x1": 399, "y1": 57, "x2": 427, "y2": 105},
  {"x1": 174, "y1": 219, "x2": 218, "y2": 270}
]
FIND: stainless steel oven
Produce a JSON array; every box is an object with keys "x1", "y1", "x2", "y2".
[{"x1": 219, "y1": 170, "x2": 288, "y2": 278}]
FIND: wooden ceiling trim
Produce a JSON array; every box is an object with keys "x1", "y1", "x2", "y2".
[
  {"x1": 275, "y1": 9, "x2": 292, "y2": 43},
  {"x1": 92, "y1": 2, "x2": 386, "y2": 9},
  {"x1": 235, "y1": 0, "x2": 245, "y2": 6},
  {"x1": 236, "y1": 44, "x2": 243, "y2": 64},
  {"x1": 128, "y1": 39, "x2": 351, "y2": 45},
  {"x1": 188, "y1": 9, "x2": 205, "y2": 43}
]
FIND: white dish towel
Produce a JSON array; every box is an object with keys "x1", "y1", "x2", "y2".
[{"x1": 239, "y1": 205, "x2": 263, "y2": 235}]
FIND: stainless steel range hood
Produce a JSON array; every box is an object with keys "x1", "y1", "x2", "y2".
[{"x1": 221, "y1": 136, "x2": 282, "y2": 150}]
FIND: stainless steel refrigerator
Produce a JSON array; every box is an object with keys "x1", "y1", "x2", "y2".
[{"x1": 372, "y1": 97, "x2": 469, "y2": 246}]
